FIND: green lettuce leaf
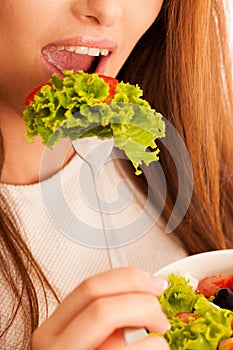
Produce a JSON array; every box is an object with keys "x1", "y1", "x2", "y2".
[
  {"x1": 22, "y1": 70, "x2": 165, "y2": 174},
  {"x1": 166, "y1": 309, "x2": 233, "y2": 350},
  {"x1": 157, "y1": 274, "x2": 233, "y2": 349},
  {"x1": 159, "y1": 274, "x2": 199, "y2": 318}
]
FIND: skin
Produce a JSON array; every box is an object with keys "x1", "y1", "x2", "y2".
[
  {"x1": 32, "y1": 268, "x2": 170, "y2": 349},
  {"x1": 0, "y1": 1, "x2": 170, "y2": 349},
  {"x1": 0, "y1": 0, "x2": 163, "y2": 184}
]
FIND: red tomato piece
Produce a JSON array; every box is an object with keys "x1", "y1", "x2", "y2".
[
  {"x1": 197, "y1": 275, "x2": 233, "y2": 298},
  {"x1": 219, "y1": 337, "x2": 233, "y2": 350},
  {"x1": 175, "y1": 312, "x2": 197, "y2": 323},
  {"x1": 25, "y1": 83, "x2": 52, "y2": 106},
  {"x1": 98, "y1": 75, "x2": 118, "y2": 101}
]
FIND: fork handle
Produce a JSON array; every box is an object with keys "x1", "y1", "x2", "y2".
[
  {"x1": 107, "y1": 247, "x2": 128, "y2": 269},
  {"x1": 124, "y1": 328, "x2": 148, "y2": 344},
  {"x1": 107, "y1": 248, "x2": 148, "y2": 344}
]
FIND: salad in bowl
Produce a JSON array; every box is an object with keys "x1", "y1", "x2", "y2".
[{"x1": 154, "y1": 250, "x2": 233, "y2": 349}]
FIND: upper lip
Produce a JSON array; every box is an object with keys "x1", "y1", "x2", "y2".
[{"x1": 42, "y1": 35, "x2": 118, "y2": 52}]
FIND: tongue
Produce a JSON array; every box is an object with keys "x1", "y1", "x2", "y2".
[{"x1": 42, "y1": 46, "x2": 96, "y2": 73}]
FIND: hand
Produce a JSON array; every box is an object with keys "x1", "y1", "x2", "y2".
[{"x1": 32, "y1": 267, "x2": 170, "y2": 350}]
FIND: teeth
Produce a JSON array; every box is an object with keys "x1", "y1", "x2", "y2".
[
  {"x1": 88, "y1": 47, "x2": 100, "y2": 56},
  {"x1": 76, "y1": 46, "x2": 89, "y2": 55},
  {"x1": 100, "y1": 48, "x2": 109, "y2": 56},
  {"x1": 56, "y1": 45, "x2": 110, "y2": 56}
]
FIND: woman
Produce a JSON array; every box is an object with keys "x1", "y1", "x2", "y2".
[{"x1": 0, "y1": 0, "x2": 232, "y2": 349}]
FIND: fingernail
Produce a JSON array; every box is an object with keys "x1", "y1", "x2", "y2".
[
  {"x1": 165, "y1": 320, "x2": 171, "y2": 331},
  {"x1": 161, "y1": 315, "x2": 171, "y2": 333},
  {"x1": 152, "y1": 276, "x2": 169, "y2": 291}
]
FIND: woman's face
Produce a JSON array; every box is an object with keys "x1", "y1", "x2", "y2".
[{"x1": 0, "y1": 0, "x2": 163, "y2": 112}]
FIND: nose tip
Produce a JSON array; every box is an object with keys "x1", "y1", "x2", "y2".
[
  {"x1": 95, "y1": 6, "x2": 122, "y2": 27},
  {"x1": 73, "y1": 0, "x2": 123, "y2": 27}
]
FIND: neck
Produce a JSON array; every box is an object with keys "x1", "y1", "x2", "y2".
[{"x1": 0, "y1": 106, "x2": 74, "y2": 185}]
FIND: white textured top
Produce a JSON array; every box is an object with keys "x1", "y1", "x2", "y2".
[{"x1": 0, "y1": 139, "x2": 188, "y2": 348}]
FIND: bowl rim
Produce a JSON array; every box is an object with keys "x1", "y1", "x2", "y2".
[{"x1": 154, "y1": 249, "x2": 233, "y2": 279}]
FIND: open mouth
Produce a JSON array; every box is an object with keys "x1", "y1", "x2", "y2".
[{"x1": 42, "y1": 45, "x2": 111, "y2": 76}]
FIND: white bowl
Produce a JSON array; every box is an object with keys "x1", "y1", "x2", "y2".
[{"x1": 154, "y1": 249, "x2": 233, "y2": 280}]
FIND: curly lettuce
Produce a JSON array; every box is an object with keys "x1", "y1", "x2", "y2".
[
  {"x1": 166, "y1": 309, "x2": 233, "y2": 350},
  {"x1": 22, "y1": 70, "x2": 165, "y2": 175},
  {"x1": 159, "y1": 274, "x2": 200, "y2": 318},
  {"x1": 156, "y1": 275, "x2": 233, "y2": 350}
]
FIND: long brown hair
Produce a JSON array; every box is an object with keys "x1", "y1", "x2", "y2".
[
  {"x1": 0, "y1": 0, "x2": 233, "y2": 347},
  {"x1": 0, "y1": 132, "x2": 58, "y2": 348},
  {"x1": 119, "y1": 0, "x2": 233, "y2": 253}
]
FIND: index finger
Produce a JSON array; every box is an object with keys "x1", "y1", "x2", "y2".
[{"x1": 46, "y1": 267, "x2": 167, "y2": 334}]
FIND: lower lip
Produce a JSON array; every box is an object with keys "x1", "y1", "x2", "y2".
[
  {"x1": 95, "y1": 54, "x2": 111, "y2": 74},
  {"x1": 41, "y1": 51, "x2": 112, "y2": 78},
  {"x1": 41, "y1": 55, "x2": 63, "y2": 78}
]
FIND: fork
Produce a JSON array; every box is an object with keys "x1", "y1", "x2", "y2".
[{"x1": 72, "y1": 137, "x2": 148, "y2": 345}]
